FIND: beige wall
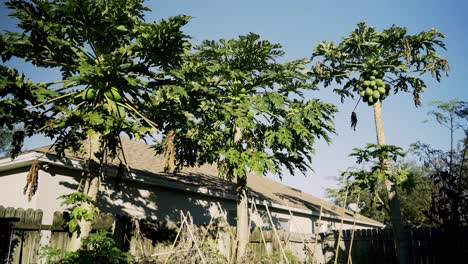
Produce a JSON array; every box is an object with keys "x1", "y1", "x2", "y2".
[
  {"x1": 97, "y1": 177, "x2": 236, "y2": 224},
  {"x1": 0, "y1": 164, "x2": 378, "y2": 233},
  {"x1": 0, "y1": 167, "x2": 39, "y2": 210},
  {"x1": 0, "y1": 166, "x2": 237, "y2": 225}
]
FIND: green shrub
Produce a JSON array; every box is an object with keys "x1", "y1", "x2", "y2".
[{"x1": 41, "y1": 232, "x2": 132, "y2": 264}]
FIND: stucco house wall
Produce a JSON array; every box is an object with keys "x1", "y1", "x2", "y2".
[
  {"x1": 0, "y1": 164, "x2": 330, "y2": 233},
  {"x1": 0, "y1": 139, "x2": 383, "y2": 239}
]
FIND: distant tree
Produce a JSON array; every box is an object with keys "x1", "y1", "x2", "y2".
[
  {"x1": 397, "y1": 164, "x2": 435, "y2": 227},
  {"x1": 0, "y1": 0, "x2": 190, "y2": 250},
  {"x1": 411, "y1": 100, "x2": 468, "y2": 229},
  {"x1": 312, "y1": 22, "x2": 449, "y2": 263},
  {"x1": 159, "y1": 33, "x2": 337, "y2": 261}
]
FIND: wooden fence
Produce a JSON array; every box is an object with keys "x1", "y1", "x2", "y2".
[
  {"x1": 320, "y1": 227, "x2": 468, "y2": 264},
  {"x1": 0, "y1": 206, "x2": 114, "y2": 264},
  {"x1": 2, "y1": 206, "x2": 468, "y2": 263}
]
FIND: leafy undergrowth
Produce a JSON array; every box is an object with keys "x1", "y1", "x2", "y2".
[{"x1": 41, "y1": 232, "x2": 132, "y2": 264}]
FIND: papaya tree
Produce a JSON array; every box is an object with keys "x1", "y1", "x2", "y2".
[
  {"x1": 311, "y1": 22, "x2": 449, "y2": 263},
  {"x1": 156, "y1": 33, "x2": 337, "y2": 261},
  {"x1": 0, "y1": 0, "x2": 190, "y2": 250},
  {"x1": 328, "y1": 159, "x2": 435, "y2": 228}
]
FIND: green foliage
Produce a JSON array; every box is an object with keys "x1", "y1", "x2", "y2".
[
  {"x1": 260, "y1": 250, "x2": 301, "y2": 264},
  {"x1": 156, "y1": 33, "x2": 337, "y2": 181},
  {"x1": 0, "y1": 126, "x2": 13, "y2": 155},
  {"x1": 59, "y1": 192, "x2": 100, "y2": 232},
  {"x1": 328, "y1": 163, "x2": 434, "y2": 226},
  {"x1": 0, "y1": 0, "x2": 191, "y2": 157},
  {"x1": 410, "y1": 100, "x2": 468, "y2": 228},
  {"x1": 243, "y1": 249, "x2": 301, "y2": 264},
  {"x1": 331, "y1": 144, "x2": 407, "y2": 214},
  {"x1": 312, "y1": 22, "x2": 449, "y2": 108},
  {"x1": 398, "y1": 165, "x2": 435, "y2": 227},
  {"x1": 40, "y1": 232, "x2": 131, "y2": 264},
  {"x1": 40, "y1": 246, "x2": 64, "y2": 264},
  {"x1": 350, "y1": 143, "x2": 405, "y2": 182}
]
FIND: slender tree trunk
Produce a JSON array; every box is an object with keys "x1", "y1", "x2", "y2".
[
  {"x1": 235, "y1": 174, "x2": 249, "y2": 263},
  {"x1": 232, "y1": 126, "x2": 249, "y2": 262},
  {"x1": 67, "y1": 132, "x2": 102, "y2": 251},
  {"x1": 449, "y1": 114, "x2": 454, "y2": 175},
  {"x1": 373, "y1": 100, "x2": 407, "y2": 264}
]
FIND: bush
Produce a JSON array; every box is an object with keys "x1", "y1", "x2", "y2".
[{"x1": 41, "y1": 232, "x2": 132, "y2": 264}]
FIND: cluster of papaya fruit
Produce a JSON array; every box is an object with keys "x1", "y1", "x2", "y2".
[
  {"x1": 81, "y1": 87, "x2": 125, "y2": 118},
  {"x1": 357, "y1": 69, "x2": 390, "y2": 106}
]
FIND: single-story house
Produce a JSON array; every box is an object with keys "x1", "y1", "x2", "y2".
[{"x1": 0, "y1": 137, "x2": 383, "y2": 242}]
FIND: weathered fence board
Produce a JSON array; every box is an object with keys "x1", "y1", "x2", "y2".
[{"x1": 0, "y1": 206, "x2": 43, "y2": 264}]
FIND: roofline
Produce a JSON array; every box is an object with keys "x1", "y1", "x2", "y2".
[{"x1": 0, "y1": 152, "x2": 384, "y2": 228}]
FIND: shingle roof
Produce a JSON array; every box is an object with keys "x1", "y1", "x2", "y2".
[{"x1": 36, "y1": 137, "x2": 382, "y2": 226}]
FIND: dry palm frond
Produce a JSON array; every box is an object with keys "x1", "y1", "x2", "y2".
[
  {"x1": 413, "y1": 90, "x2": 421, "y2": 107},
  {"x1": 163, "y1": 130, "x2": 177, "y2": 173},
  {"x1": 314, "y1": 61, "x2": 324, "y2": 79},
  {"x1": 23, "y1": 159, "x2": 39, "y2": 201},
  {"x1": 351, "y1": 111, "x2": 358, "y2": 131},
  {"x1": 403, "y1": 39, "x2": 412, "y2": 65}
]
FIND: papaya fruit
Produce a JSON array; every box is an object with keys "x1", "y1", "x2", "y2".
[
  {"x1": 376, "y1": 79, "x2": 384, "y2": 87},
  {"x1": 82, "y1": 88, "x2": 96, "y2": 101},
  {"x1": 104, "y1": 87, "x2": 122, "y2": 102},
  {"x1": 378, "y1": 86, "x2": 386, "y2": 95},
  {"x1": 372, "y1": 90, "x2": 380, "y2": 100}
]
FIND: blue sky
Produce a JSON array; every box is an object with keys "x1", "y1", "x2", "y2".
[{"x1": 1, "y1": 0, "x2": 467, "y2": 198}]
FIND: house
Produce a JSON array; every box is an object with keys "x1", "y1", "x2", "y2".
[{"x1": 0, "y1": 137, "x2": 383, "y2": 241}]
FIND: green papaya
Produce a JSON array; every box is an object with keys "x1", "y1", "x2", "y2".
[
  {"x1": 82, "y1": 88, "x2": 96, "y2": 101},
  {"x1": 375, "y1": 79, "x2": 384, "y2": 87},
  {"x1": 378, "y1": 86, "x2": 386, "y2": 95},
  {"x1": 372, "y1": 90, "x2": 380, "y2": 100},
  {"x1": 105, "y1": 87, "x2": 122, "y2": 102}
]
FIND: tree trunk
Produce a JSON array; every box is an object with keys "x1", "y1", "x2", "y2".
[
  {"x1": 235, "y1": 174, "x2": 249, "y2": 263},
  {"x1": 373, "y1": 100, "x2": 407, "y2": 264},
  {"x1": 67, "y1": 132, "x2": 102, "y2": 251}
]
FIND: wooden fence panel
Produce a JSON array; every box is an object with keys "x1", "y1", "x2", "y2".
[
  {"x1": 327, "y1": 227, "x2": 468, "y2": 264},
  {"x1": 0, "y1": 207, "x2": 43, "y2": 264},
  {"x1": 49, "y1": 211, "x2": 69, "y2": 253}
]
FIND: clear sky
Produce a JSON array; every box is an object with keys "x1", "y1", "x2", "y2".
[{"x1": 1, "y1": 0, "x2": 467, "y2": 198}]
